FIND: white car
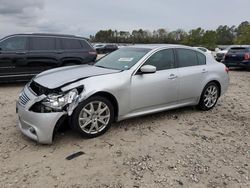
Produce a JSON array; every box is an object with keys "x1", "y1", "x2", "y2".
[
  {"x1": 194, "y1": 47, "x2": 213, "y2": 55},
  {"x1": 17, "y1": 44, "x2": 229, "y2": 144}
]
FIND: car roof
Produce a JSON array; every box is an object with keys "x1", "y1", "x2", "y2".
[
  {"x1": 127, "y1": 44, "x2": 195, "y2": 50},
  {"x1": 0, "y1": 33, "x2": 88, "y2": 41}
]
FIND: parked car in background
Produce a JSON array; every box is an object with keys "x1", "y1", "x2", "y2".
[
  {"x1": 94, "y1": 43, "x2": 118, "y2": 54},
  {"x1": 222, "y1": 46, "x2": 250, "y2": 69},
  {"x1": 17, "y1": 44, "x2": 229, "y2": 144},
  {"x1": 194, "y1": 47, "x2": 214, "y2": 56},
  {"x1": 0, "y1": 33, "x2": 97, "y2": 83},
  {"x1": 215, "y1": 46, "x2": 233, "y2": 62}
]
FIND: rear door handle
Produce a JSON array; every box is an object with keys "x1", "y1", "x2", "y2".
[
  {"x1": 202, "y1": 69, "x2": 208, "y2": 73},
  {"x1": 168, "y1": 74, "x2": 178, "y2": 80}
]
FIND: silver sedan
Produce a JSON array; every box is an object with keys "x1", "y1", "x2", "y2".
[{"x1": 17, "y1": 44, "x2": 229, "y2": 144}]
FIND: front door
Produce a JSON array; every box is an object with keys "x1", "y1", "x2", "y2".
[
  {"x1": 130, "y1": 49, "x2": 179, "y2": 113},
  {"x1": 0, "y1": 36, "x2": 28, "y2": 80}
]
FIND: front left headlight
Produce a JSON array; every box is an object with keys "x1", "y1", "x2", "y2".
[{"x1": 42, "y1": 89, "x2": 78, "y2": 110}]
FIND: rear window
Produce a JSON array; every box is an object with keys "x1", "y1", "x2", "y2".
[
  {"x1": 229, "y1": 47, "x2": 249, "y2": 53},
  {"x1": 30, "y1": 37, "x2": 55, "y2": 50},
  {"x1": 62, "y1": 38, "x2": 82, "y2": 49}
]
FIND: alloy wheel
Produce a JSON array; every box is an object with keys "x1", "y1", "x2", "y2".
[
  {"x1": 203, "y1": 85, "x2": 218, "y2": 108},
  {"x1": 78, "y1": 101, "x2": 110, "y2": 134}
]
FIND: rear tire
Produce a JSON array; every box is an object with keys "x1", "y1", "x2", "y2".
[
  {"x1": 198, "y1": 82, "x2": 219, "y2": 111},
  {"x1": 71, "y1": 96, "x2": 114, "y2": 138}
]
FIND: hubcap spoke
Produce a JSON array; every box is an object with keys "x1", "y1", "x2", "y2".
[
  {"x1": 99, "y1": 106, "x2": 108, "y2": 115},
  {"x1": 80, "y1": 118, "x2": 91, "y2": 128}
]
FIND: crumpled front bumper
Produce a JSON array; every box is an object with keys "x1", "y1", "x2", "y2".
[{"x1": 17, "y1": 85, "x2": 66, "y2": 144}]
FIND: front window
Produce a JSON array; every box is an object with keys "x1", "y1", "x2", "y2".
[
  {"x1": 95, "y1": 47, "x2": 150, "y2": 70},
  {"x1": 0, "y1": 36, "x2": 27, "y2": 51},
  {"x1": 143, "y1": 49, "x2": 175, "y2": 70}
]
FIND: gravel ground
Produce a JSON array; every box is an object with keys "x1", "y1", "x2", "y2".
[{"x1": 0, "y1": 69, "x2": 249, "y2": 188}]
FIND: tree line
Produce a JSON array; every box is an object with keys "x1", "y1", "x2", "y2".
[{"x1": 90, "y1": 21, "x2": 250, "y2": 50}]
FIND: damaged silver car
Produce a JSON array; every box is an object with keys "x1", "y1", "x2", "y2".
[{"x1": 17, "y1": 44, "x2": 229, "y2": 144}]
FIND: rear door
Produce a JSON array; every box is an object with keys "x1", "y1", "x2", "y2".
[
  {"x1": 27, "y1": 36, "x2": 58, "y2": 74},
  {"x1": 61, "y1": 38, "x2": 87, "y2": 64},
  {"x1": 176, "y1": 48, "x2": 207, "y2": 104},
  {"x1": 0, "y1": 36, "x2": 28, "y2": 79}
]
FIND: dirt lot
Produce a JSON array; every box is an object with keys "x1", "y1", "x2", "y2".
[{"x1": 0, "y1": 69, "x2": 249, "y2": 188}]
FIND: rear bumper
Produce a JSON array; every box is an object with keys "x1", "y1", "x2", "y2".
[
  {"x1": 17, "y1": 102, "x2": 66, "y2": 144},
  {"x1": 223, "y1": 60, "x2": 250, "y2": 68}
]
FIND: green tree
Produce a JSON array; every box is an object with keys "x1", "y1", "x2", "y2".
[
  {"x1": 201, "y1": 30, "x2": 217, "y2": 49},
  {"x1": 235, "y1": 24, "x2": 250, "y2": 44},
  {"x1": 184, "y1": 27, "x2": 204, "y2": 46},
  {"x1": 216, "y1": 25, "x2": 235, "y2": 45}
]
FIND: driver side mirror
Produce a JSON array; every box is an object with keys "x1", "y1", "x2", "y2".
[{"x1": 140, "y1": 65, "x2": 156, "y2": 74}]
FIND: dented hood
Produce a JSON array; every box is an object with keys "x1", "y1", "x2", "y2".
[{"x1": 34, "y1": 65, "x2": 120, "y2": 89}]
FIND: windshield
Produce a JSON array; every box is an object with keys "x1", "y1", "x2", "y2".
[{"x1": 95, "y1": 47, "x2": 151, "y2": 70}]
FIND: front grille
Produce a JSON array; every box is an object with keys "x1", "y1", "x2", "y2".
[{"x1": 19, "y1": 91, "x2": 30, "y2": 106}]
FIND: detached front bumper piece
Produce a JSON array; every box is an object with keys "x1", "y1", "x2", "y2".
[{"x1": 16, "y1": 85, "x2": 66, "y2": 144}]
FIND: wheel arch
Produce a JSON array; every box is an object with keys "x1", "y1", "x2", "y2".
[{"x1": 61, "y1": 57, "x2": 83, "y2": 65}]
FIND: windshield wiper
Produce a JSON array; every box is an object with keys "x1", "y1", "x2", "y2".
[
  {"x1": 95, "y1": 65, "x2": 107, "y2": 68},
  {"x1": 95, "y1": 65, "x2": 121, "y2": 71}
]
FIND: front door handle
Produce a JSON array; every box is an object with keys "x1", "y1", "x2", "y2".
[
  {"x1": 168, "y1": 74, "x2": 178, "y2": 80},
  {"x1": 202, "y1": 69, "x2": 208, "y2": 73}
]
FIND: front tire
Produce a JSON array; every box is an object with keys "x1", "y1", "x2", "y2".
[
  {"x1": 198, "y1": 82, "x2": 219, "y2": 111},
  {"x1": 71, "y1": 96, "x2": 114, "y2": 138}
]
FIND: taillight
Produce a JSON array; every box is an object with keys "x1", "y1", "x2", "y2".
[
  {"x1": 244, "y1": 53, "x2": 250, "y2": 60},
  {"x1": 225, "y1": 67, "x2": 229, "y2": 74}
]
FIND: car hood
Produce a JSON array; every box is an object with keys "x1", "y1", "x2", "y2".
[{"x1": 34, "y1": 65, "x2": 120, "y2": 89}]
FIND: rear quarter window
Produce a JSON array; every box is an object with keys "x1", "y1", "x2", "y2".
[
  {"x1": 196, "y1": 52, "x2": 206, "y2": 65},
  {"x1": 80, "y1": 40, "x2": 92, "y2": 50},
  {"x1": 62, "y1": 38, "x2": 82, "y2": 50}
]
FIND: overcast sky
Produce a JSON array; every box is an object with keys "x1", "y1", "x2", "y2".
[{"x1": 0, "y1": 0, "x2": 249, "y2": 38}]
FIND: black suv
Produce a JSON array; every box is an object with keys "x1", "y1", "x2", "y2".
[
  {"x1": 94, "y1": 44, "x2": 118, "y2": 54},
  {"x1": 0, "y1": 34, "x2": 97, "y2": 83},
  {"x1": 222, "y1": 46, "x2": 250, "y2": 69}
]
